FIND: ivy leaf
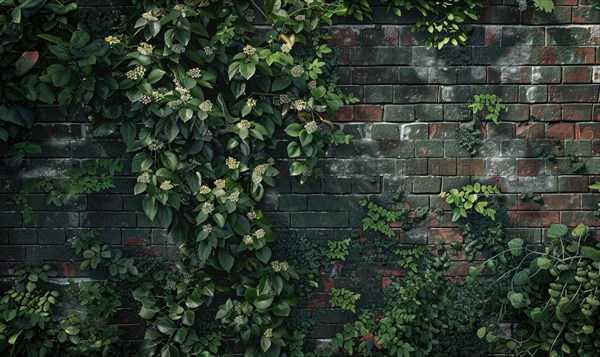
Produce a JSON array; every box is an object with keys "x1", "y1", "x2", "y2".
[
  {"x1": 508, "y1": 238, "x2": 524, "y2": 256},
  {"x1": 589, "y1": 182, "x2": 600, "y2": 191},
  {"x1": 254, "y1": 295, "x2": 274, "y2": 310},
  {"x1": 536, "y1": 257, "x2": 553, "y2": 270},
  {"x1": 547, "y1": 224, "x2": 568, "y2": 239},
  {"x1": 507, "y1": 291, "x2": 525, "y2": 309},
  {"x1": 476, "y1": 327, "x2": 486, "y2": 339},
  {"x1": 534, "y1": 0, "x2": 554, "y2": 13},
  {"x1": 289, "y1": 161, "x2": 306, "y2": 176},
  {"x1": 157, "y1": 318, "x2": 177, "y2": 335},
  {"x1": 581, "y1": 246, "x2": 600, "y2": 262}
]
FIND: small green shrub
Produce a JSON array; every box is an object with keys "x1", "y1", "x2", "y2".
[{"x1": 440, "y1": 182, "x2": 500, "y2": 222}]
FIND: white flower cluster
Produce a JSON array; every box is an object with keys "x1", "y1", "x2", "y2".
[
  {"x1": 125, "y1": 66, "x2": 146, "y2": 80},
  {"x1": 199, "y1": 100, "x2": 213, "y2": 112},
  {"x1": 160, "y1": 180, "x2": 174, "y2": 190},
  {"x1": 290, "y1": 65, "x2": 304, "y2": 78},
  {"x1": 137, "y1": 42, "x2": 154, "y2": 55},
  {"x1": 137, "y1": 172, "x2": 151, "y2": 183},
  {"x1": 304, "y1": 121, "x2": 318, "y2": 134},
  {"x1": 214, "y1": 179, "x2": 226, "y2": 189},
  {"x1": 186, "y1": 68, "x2": 202, "y2": 78},
  {"x1": 271, "y1": 261, "x2": 289, "y2": 272},
  {"x1": 226, "y1": 157, "x2": 240, "y2": 170}
]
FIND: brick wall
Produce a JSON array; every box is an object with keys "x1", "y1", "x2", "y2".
[{"x1": 2, "y1": 0, "x2": 600, "y2": 342}]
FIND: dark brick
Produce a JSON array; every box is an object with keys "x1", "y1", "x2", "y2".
[
  {"x1": 359, "y1": 27, "x2": 398, "y2": 46},
  {"x1": 416, "y1": 104, "x2": 444, "y2": 122},
  {"x1": 501, "y1": 66, "x2": 532, "y2": 83},
  {"x1": 398, "y1": 67, "x2": 429, "y2": 84},
  {"x1": 401, "y1": 123, "x2": 429, "y2": 140},
  {"x1": 413, "y1": 176, "x2": 441, "y2": 193},
  {"x1": 81, "y1": 212, "x2": 136, "y2": 228},
  {"x1": 530, "y1": 104, "x2": 561, "y2": 121},
  {"x1": 291, "y1": 212, "x2": 348, "y2": 228},
  {"x1": 394, "y1": 85, "x2": 439, "y2": 103},
  {"x1": 501, "y1": 27, "x2": 545, "y2": 46},
  {"x1": 279, "y1": 195, "x2": 307, "y2": 211},
  {"x1": 414, "y1": 140, "x2": 444, "y2": 158},
  {"x1": 428, "y1": 68, "x2": 457, "y2": 84},
  {"x1": 457, "y1": 67, "x2": 487, "y2": 84},
  {"x1": 561, "y1": 104, "x2": 592, "y2": 121},
  {"x1": 363, "y1": 85, "x2": 393, "y2": 103},
  {"x1": 558, "y1": 176, "x2": 589, "y2": 192},
  {"x1": 383, "y1": 105, "x2": 415, "y2": 122},
  {"x1": 0, "y1": 212, "x2": 22, "y2": 228},
  {"x1": 370, "y1": 123, "x2": 399, "y2": 140},
  {"x1": 9, "y1": 229, "x2": 37, "y2": 244},
  {"x1": 352, "y1": 67, "x2": 398, "y2": 84},
  {"x1": 322, "y1": 177, "x2": 352, "y2": 194},
  {"x1": 547, "y1": 27, "x2": 600, "y2": 46},
  {"x1": 519, "y1": 85, "x2": 547, "y2": 103},
  {"x1": 348, "y1": 47, "x2": 411, "y2": 65},
  {"x1": 548, "y1": 85, "x2": 600, "y2": 102},
  {"x1": 532, "y1": 66, "x2": 562, "y2": 84},
  {"x1": 38, "y1": 229, "x2": 67, "y2": 245},
  {"x1": 88, "y1": 194, "x2": 123, "y2": 210}
]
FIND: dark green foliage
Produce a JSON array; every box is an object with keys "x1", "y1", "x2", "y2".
[
  {"x1": 520, "y1": 192, "x2": 543, "y2": 204},
  {"x1": 456, "y1": 120, "x2": 483, "y2": 156}
]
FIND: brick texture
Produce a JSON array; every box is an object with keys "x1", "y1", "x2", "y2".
[{"x1": 1, "y1": 1, "x2": 600, "y2": 343}]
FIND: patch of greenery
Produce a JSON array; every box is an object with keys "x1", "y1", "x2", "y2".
[
  {"x1": 440, "y1": 182, "x2": 501, "y2": 222},
  {"x1": 330, "y1": 287, "x2": 361, "y2": 313}
]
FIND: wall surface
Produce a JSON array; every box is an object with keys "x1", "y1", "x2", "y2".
[{"x1": 2, "y1": 0, "x2": 600, "y2": 342}]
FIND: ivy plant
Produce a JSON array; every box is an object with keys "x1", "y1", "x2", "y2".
[{"x1": 440, "y1": 182, "x2": 500, "y2": 222}]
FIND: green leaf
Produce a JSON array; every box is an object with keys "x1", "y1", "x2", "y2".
[
  {"x1": 534, "y1": 0, "x2": 554, "y2": 13},
  {"x1": 287, "y1": 142, "x2": 302, "y2": 158},
  {"x1": 70, "y1": 30, "x2": 90, "y2": 49},
  {"x1": 147, "y1": 68, "x2": 165, "y2": 84},
  {"x1": 65, "y1": 326, "x2": 80, "y2": 335},
  {"x1": 477, "y1": 327, "x2": 486, "y2": 339},
  {"x1": 284, "y1": 123, "x2": 303, "y2": 137},
  {"x1": 581, "y1": 246, "x2": 600, "y2": 262},
  {"x1": 182, "y1": 310, "x2": 195, "y2": 326},
  {"x1": 508, "y1": 238, "x2": 524, "y2": 256},
  {"x1": 507, "y1": 291, "x2": 525, "y2": 309},
  {"x1": 536, "y1": 257, "x2": 553, "y2": 270},
  {"x1": 254, "y1": 294, "x2": 274, "y2": 310},
  {"x1": 589, "y1": 182, "x2": 600, "y2": 191},
  {"x1": 239, "y1": 62, "x2": 256, "y2": 80},
  {"x1": 218, "y1": 250, "x2": 234, "y2": 272},
  {"x1": 157, "y1": 318, "x2": 177, "y2": 335},
  {"x1": 547, "y1": 224, "x2": 568, "y2": 239},
  {"x1": 260, "y1": 336, "x2": 272, "y2": 352},
  {"x1": 571, "y1": 223, "x2": 589, "y2": 238},
  {"x1": 15, "y1": 51, "x2": 39, "y2": 76},
  {"x1": 289, "y1": 161, "x2": 306, "y2": 176}
]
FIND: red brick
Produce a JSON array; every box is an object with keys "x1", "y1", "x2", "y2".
[
  {"x1": 428, "y1": 159, "x2": 457, "y2": 176},
  {"x1": 485, "y1": 27, "x2": 501, "y2": 46},
  {"x1": 429, "y1": 123, "x2": 459, "y2": 139},
  {"x1": 457, "y1": 159, "x2": 485, "y2": 176},
  {"x1": 517, "y1": 158, "x2": 545, "y2": 176},
  {"x1": 354, "y1": 105, "x2": 382, "y2": 122},
  {"x1": 531, "y1": 104, "x2": 561, "y2": 122},
  {"x1": 561, "y1": 211, "x2": 600, "y2": 227},
  {"x1": 546, "y1": 123, "x2": 574, "y2": 139},
  {"x1": 334, "y1": 106, "x2": 353, "y2": 122},
  {"x1": 518, "y1": 211, "x2": 560, "y2": 227},
  {"x1": 429, "y1": 228, "x2": 463, "y2": 244},
  {"x1": 576, "y1": 123, "x2": 600, "y2": 139},
  {"x1": 328, "y1": 27, "x2": 358, "y2": 47},
  {"x1": 562, "y1": 104, "x2": 592, "y2": 121},
  {"x1": 517, "y1": 123, "x2": 545, "y2": 139},
  {"x1": 541, "y1": 194, "x2": 582, "y2": 210},
  {"x1": 563, "y1": 66, "x2": 592, "y2": 83},
  {"x1": 445, "y1": 261, "x2": 473, "y2": 277}
]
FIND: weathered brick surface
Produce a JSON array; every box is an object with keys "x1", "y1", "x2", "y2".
[{"x1": 1, "y1": 2, "x2": 600, "y2": 342}]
